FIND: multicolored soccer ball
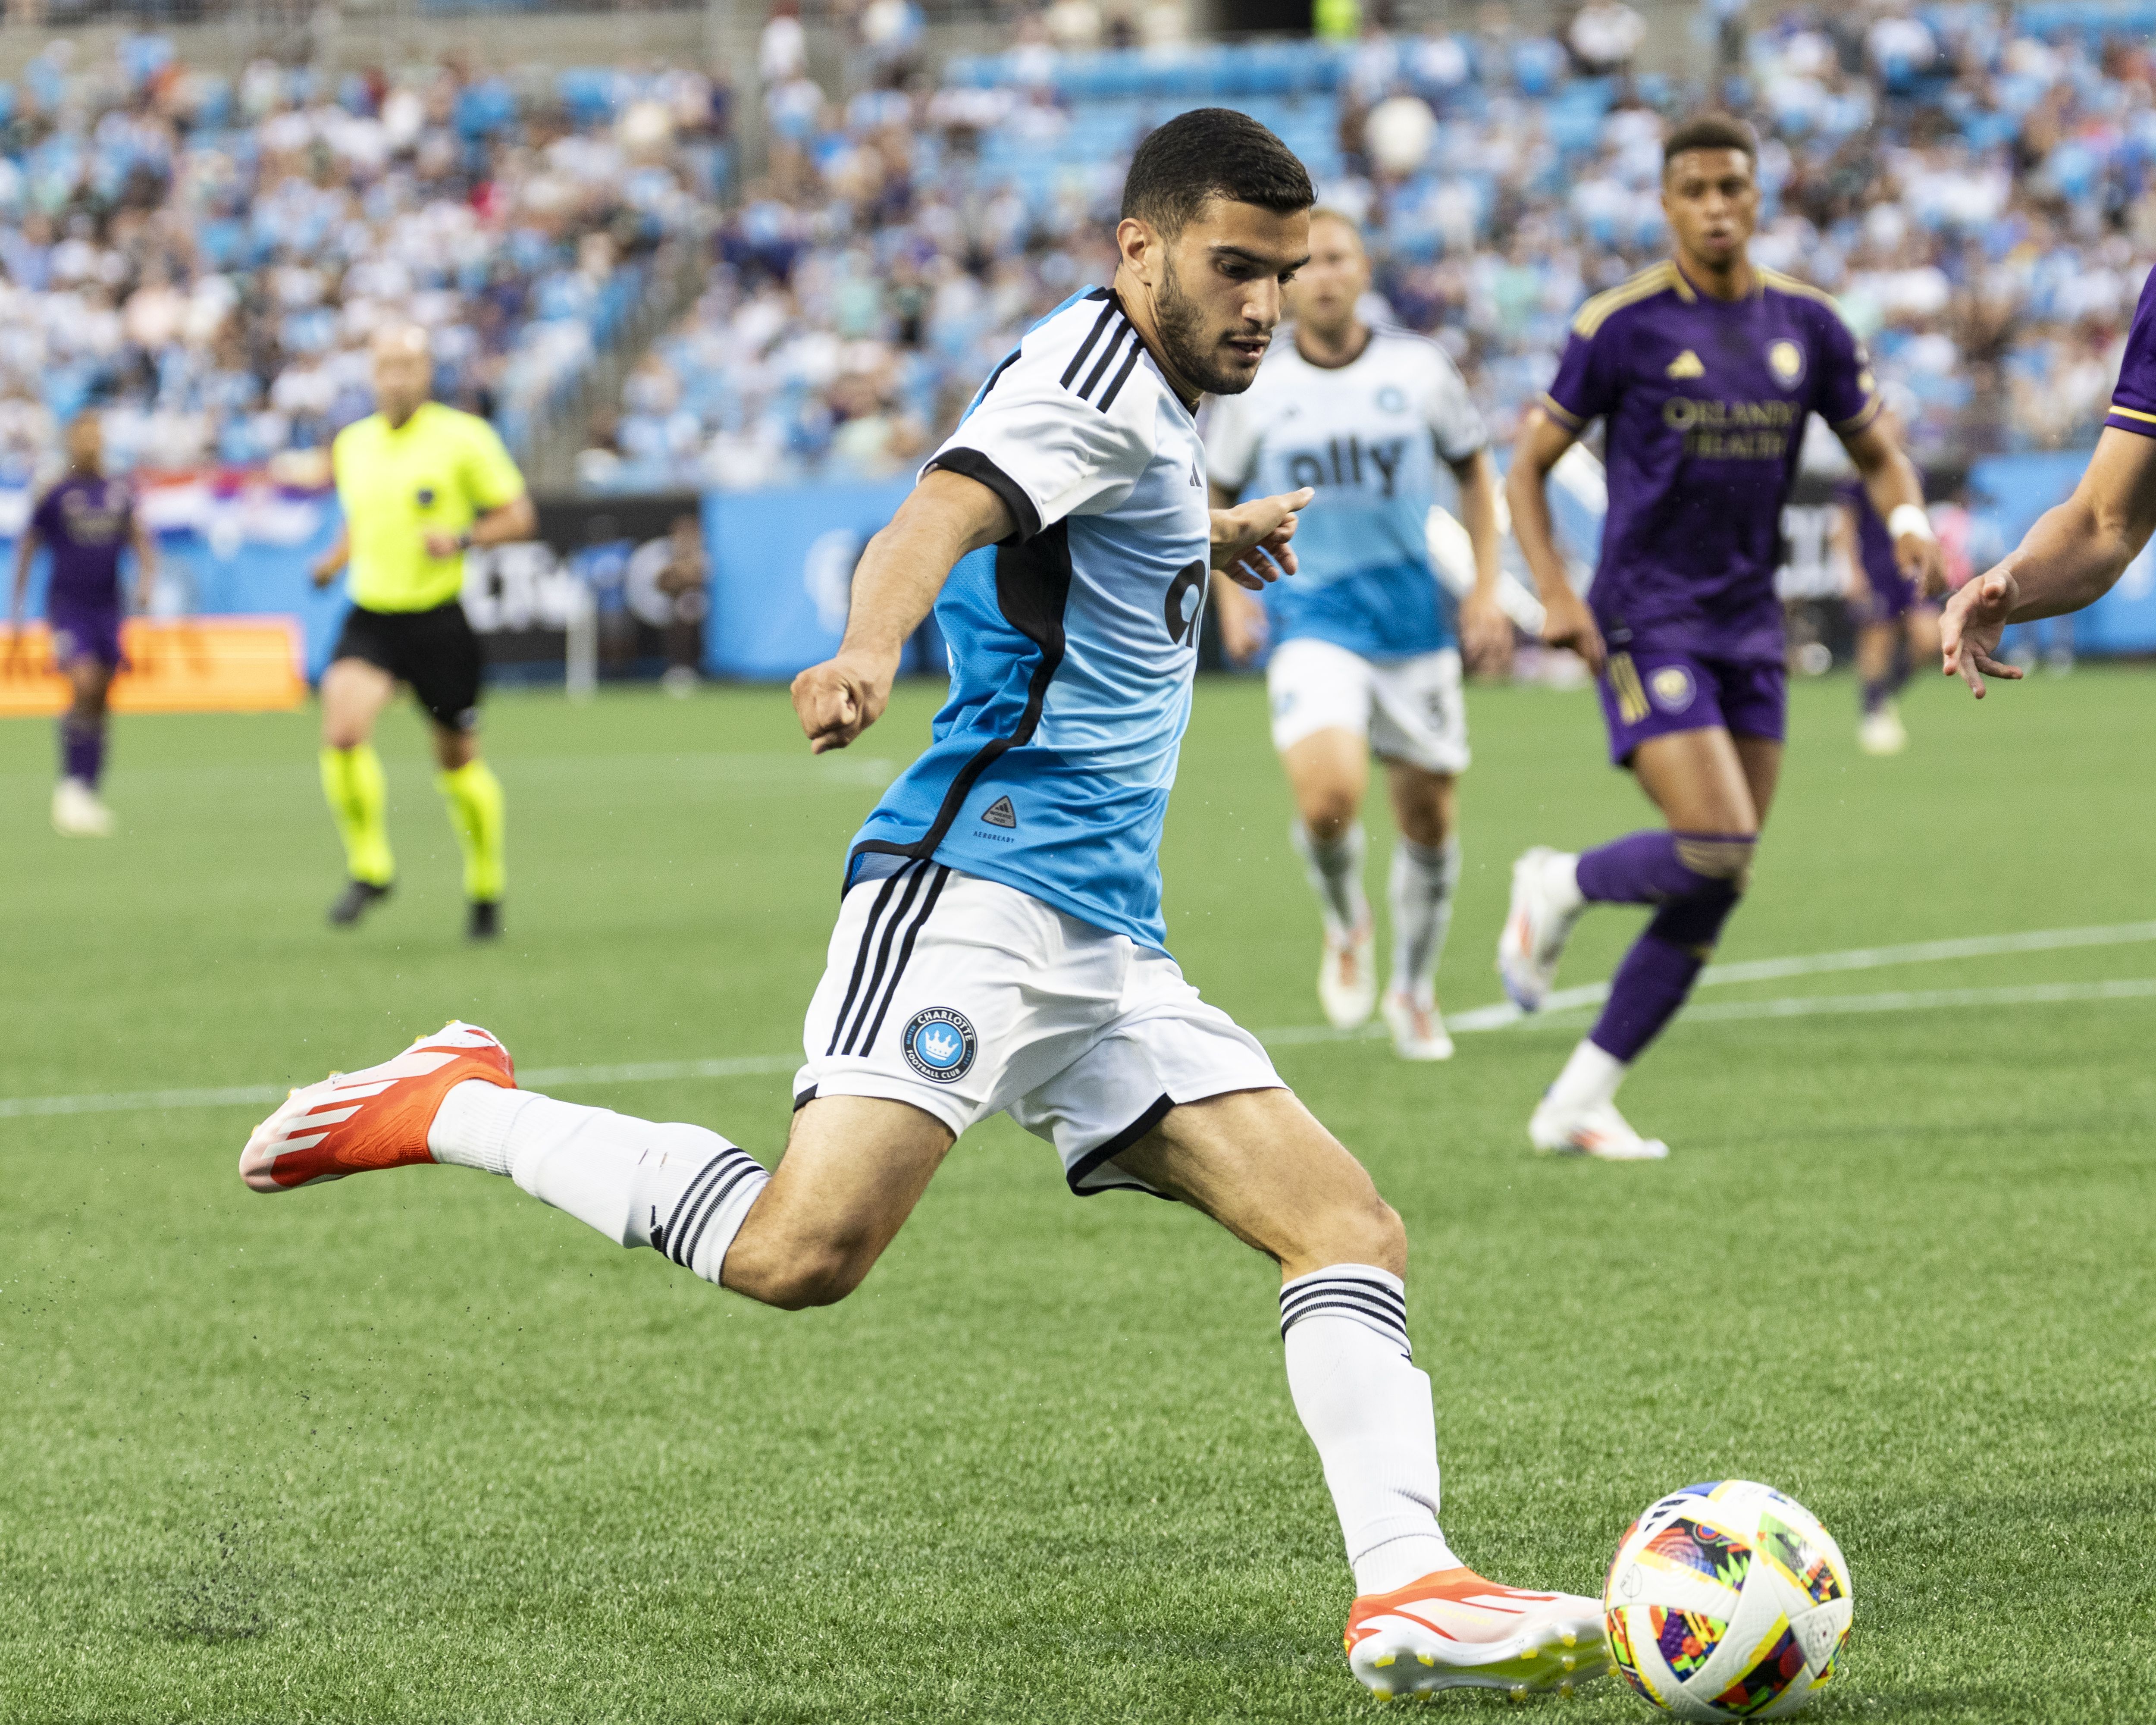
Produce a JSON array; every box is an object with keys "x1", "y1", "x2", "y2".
[{"x1": 1603, "y1": 1481, "x2": 1852, "y2": 1720}]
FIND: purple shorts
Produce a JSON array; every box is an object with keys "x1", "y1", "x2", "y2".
[
  {"x1": 48, "y1": 604, "x2": 123, "y2": 670},
  {"x1": 1598, "y1": 649, "x2": 1786, "y2": 766}
]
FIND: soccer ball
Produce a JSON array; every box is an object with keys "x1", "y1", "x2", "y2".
[{"x1": 1603, "y1": 1481, "x2": 1852, "y2": 1720}]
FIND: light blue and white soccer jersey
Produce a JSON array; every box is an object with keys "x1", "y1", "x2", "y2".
[
  {"x1": 845, "y1": 287, "x2": 1213, "y2": 954},
  {"x1": 1203, "y1": 325, "x2": 1488, "y2": 661}
]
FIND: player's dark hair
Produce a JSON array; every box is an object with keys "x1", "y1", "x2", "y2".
[
  {"x1": 1662, "y1": 113, "x2": 1758, "y2": 167},
  {"x1": 1120, "y1": 108, "x2": 1315, "y2": 237}
]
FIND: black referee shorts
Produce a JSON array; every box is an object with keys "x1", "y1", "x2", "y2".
[{"x1": 330, "y1": 602, "x2": 484, "y2": 732}]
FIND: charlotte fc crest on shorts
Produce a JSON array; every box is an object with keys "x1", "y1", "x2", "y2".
[{"x1": 903, "y1": 1007, "x2": 978, "y2": 1082}]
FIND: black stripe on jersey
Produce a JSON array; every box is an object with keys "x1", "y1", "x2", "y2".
[
  {"x1": 1062, "y1": 1092, "x2": 1178, "y2": 1198},
  {"x1": 1060, "y1": 296, "x2": 1122, "y2": 389},
  {"x1": 1078, "y1": 320, "x2": 1135, "y2": 401},
  {"x1": 847, "y1": 519, "x2": 1074, "y2": 881},
  {"x1": 855, "y1": 863, "x2": 952, "y2": 1054},
  {"x1": 1097, "y1": 337, "x2": 1146, "y2": 411},
  {"x1": 925, "y1": 447, "x2": 1041, "y2": 543},
  {"x1": 824, "y1": 862, "x2": 918, "y2": 1056},
  {"x1": 838, "y1": 861, "x2": 935, "y2": 1056}
]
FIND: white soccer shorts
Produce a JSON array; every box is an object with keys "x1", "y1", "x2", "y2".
[
  {"x1": 1266, "y1": 637, "x2": 1470, "y2": 775},
  {"x1": 793, "y1": 862, "x2": 1283, "y2": 1195}
]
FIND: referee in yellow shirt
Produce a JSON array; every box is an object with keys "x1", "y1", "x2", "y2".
[{"x1": 312, "y1": 324, "x2": 535, "y2": 939}]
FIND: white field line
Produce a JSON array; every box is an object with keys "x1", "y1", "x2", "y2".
[{"x1": 4, "y1": 922, "x2": 2155, "y2": 1122}]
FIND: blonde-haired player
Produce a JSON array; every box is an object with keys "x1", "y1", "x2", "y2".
[
  {"x1": 313, "y1": 325, "x2": 535, "y2": 938},
  {"x1": 1204, "y1": 210, "x2": 1510, "y2": 1058}
]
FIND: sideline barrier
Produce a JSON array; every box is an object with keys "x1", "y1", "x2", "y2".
[
  {"x1": 5, "y1": 451, "x2": 2152, "y2": 693},
  {"x1": 0, "y1": 618, "x2": 306, "y2": 716}
]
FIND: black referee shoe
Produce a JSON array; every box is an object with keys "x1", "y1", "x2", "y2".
[
  {"x1": 328, "y1": 879, "x2": 392, "y2": 927},
  {"x1": 467, "y1": 900, "x2": 502, "y2": 942}
]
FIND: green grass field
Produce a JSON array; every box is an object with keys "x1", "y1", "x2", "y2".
[{"x1": 2, "y1": 669, "x2": 2151, "y2": 1723}]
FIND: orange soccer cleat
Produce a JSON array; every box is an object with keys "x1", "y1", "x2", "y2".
[
  {"x1": 238, "y1": 1020, "x2": 515, "y2": 1193},
  {"x1": 1344, "y1": 1565, "x2": 1609, "y2": 1702}
]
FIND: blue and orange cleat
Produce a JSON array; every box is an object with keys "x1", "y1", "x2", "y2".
[
  {"x1": 238, "y1": 1020, "x2": 514, "y2": 1192},
  {"x1": 1346, "y1": 1566, "x2": 1609, "y2": 1702}
]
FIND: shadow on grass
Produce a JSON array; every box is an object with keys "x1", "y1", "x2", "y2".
[{"x1": 151, "y1": 1500, "x2": 281, "y2": 1643}]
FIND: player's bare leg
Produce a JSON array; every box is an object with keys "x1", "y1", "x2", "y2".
[
  {"x1": 1380, "y1": 760, "x2": 1459, "y2": 1060},
  {"x1": 1283, "y1": 727, "x2": 1377, "y2": 1029},
  {"x1": 1519, "y1": 728, "x2": 1778, "y2": 1159},
  {"x1": 319, "y1": 656, "x2": 399, "y2": 924},
  {"x1": 52, "y1": 655, "x2": 116, "y2": 836},
  {"x1": 1115, "y1": 1088, "x2": 1607, "y2": 1699}
]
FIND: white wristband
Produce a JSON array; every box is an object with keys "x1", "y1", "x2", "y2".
[{"x1": 1887, "y1": 504, "x2": 1935, "y2": 543}]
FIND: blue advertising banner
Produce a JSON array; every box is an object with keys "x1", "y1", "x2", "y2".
[
  {"x1": 703, "y1": 478, "x2": 914, "y2": 679},
  {"x1": 3, "y1": 487, "x2": 350, "y2": 679}
]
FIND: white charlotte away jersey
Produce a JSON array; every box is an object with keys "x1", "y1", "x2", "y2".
[
  {"x1": 1205, "y1": 324, "x2": 1486, "y2": 659},
  {"x1": 846, "y1": 287, "x2": 1212, "y2": 953}
]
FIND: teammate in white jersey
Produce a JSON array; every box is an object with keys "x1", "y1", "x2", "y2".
[
  {"x1": 1205, "y1": 212, "x2": 1509, "y2": 1059},
  {"x1": 233, "y1": 111, "x2": 1607, "y2": 1703}
]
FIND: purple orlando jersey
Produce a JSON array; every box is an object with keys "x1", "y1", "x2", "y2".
[
  {"x1": 31, "y1": 473, "x2": 135, "y2": 611},
  {"x1": 2104, "y1": 266, "x2": 2156, "y2": 438},
  {"x1": 1543, "y1": 261, "x2": 1882, "y2": 664}
]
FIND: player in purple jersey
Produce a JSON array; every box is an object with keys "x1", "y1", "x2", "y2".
[
  {"x1": 1833, "y1": 405, "x2": 1940, "y2": 756},
  {"x1": 1497, "y1": 114, "x2": 1945, "y2": 1160},
  {"x1": 6, "y1": 412, "x2": 156, "y2": 837},
  {"x1": 1942, "y1": 264, "x2": 2156, "y2": 696}
]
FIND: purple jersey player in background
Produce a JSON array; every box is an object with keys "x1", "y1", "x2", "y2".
[
  {"x1": 1833, "y1": 403, "x2": 1940, "y2": 757},
  {"x1": 1942, "y1": 264, "x2": 2156, "y2": 701},
  {"x1": 1495, "y1": 113, "x2": 1945, "y2": 1161},
  {"x1": 6, "y1": 412, "x2": 155, "y2": 837}
]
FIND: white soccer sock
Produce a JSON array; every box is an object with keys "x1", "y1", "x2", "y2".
[
  {"x1": 1388, "y1": 836, "x2": 1461, "y2": 1004},
  {"x1": 1550, "y1": 850, "x2": 1587, "y2": 916},
  {"x1": 1291, "y1": 819, "x2": 1369, "y2": 938},
  {"x1": 1545, "y1": 1039, "x2": 1625, "y2": 1115},
  {"x1": 430, "y1": 1082, "x2": 769, "y2": 1285},
  {"x1": 1280, "y1": 1264, "x2": 1460, "y2": 1596}
]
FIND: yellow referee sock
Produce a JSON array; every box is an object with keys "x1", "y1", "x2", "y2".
[
  {"x1": 320, "y1": 745, "x2": 394, "y2": 887},
  {"x1": 436, "y1": 759, "x2": 506, "y2": 903}
]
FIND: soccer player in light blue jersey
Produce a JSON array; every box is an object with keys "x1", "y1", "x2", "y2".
[
  {"x1": 1205, "y1": 212, "x2": 1510, "y2": 1060},
  {"x1": 237, "y1": 110, "x2": 1611, "y2": 1703}
]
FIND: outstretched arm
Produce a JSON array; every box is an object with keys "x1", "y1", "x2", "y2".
[
  {"x1": 1841, "y1": 417, "x2": 1946, "y2": 597},
  {"x1": 1942, "y1": 428, "x2": 2156, "y2": 696},
  {"x1": 1506, "y1": 408, "x2": 1603, "y2": 673},
  {"x1": 792, "y1": 470, "x2": 1015, "y2": 753},
  {"x1": 1206, "y1": 480, "x2": 1269, "y2": 664},
  {"x1": 1211, "y1": 485, "x2": 1314, "y2": 589}
]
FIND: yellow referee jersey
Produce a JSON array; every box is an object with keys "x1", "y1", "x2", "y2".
[{"x1": 331, "y1": 402, "x2": 526, "y2": 613}]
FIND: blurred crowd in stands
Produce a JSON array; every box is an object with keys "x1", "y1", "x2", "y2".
[
  {"x1": 583, "y1": 0, "x2": 2156, "y2": 492},
  {"x1": 0, "y1": 36, "x2": 725, "y2": 483}
]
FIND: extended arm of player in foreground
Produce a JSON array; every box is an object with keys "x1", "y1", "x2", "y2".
[
  {"x1": 1942, "y1": 428, "x2": 2156, "y2": 697},
  {"x1": 1212, "y1": 486, "x2": 1313, "y2": 589},
  {"x1": 1505, "y1": 407, "x2": 1604, "y2": 673},
  {"x1": 1839, "y1": 417, "x2": 1946, "y2": 596},
  {"x1": 793, "y1": 469, "x2": 1017, "y2": 754}
]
